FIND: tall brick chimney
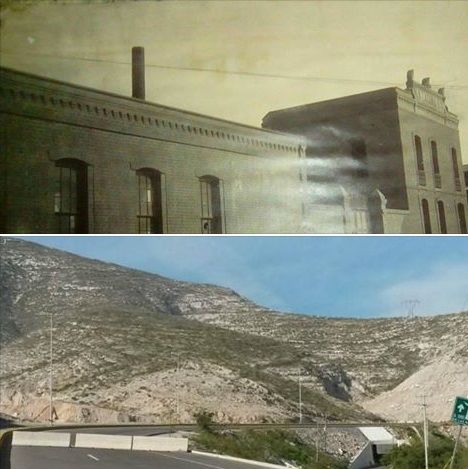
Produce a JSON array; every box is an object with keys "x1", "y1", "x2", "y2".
[{"x1": 132, "y1": 46, "x2": 145, "y2": 100}]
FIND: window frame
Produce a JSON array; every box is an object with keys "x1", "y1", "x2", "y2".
[
  {"x1": 54, "y1": 158, "x2": 89, "y2": 234},
  {"x1": 457, "y1": 202, "x2": 467, "y2": 234},
  {"x1": 414, "y1": 135, "x2": 425, "y2": 186},
  {"x1": 430, "y1": 140, "x2": 441, "y2": 188},
  {"x1": 136, "y1": 168, "x2": 164, "y2": 234},
  {"x1": 421, "y1": 198, "x2": 431, "y2": 234},
  {"x1": 436, "y1": 199, "x2": 447, "y2": 234},
  {"x1": 451, "y1": 148, "x2": 461, "y2": 192},
  {"x1": 199, "y1": 175, "x2": 224, "y2": 234}
]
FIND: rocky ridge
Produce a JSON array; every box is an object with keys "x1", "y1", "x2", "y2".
[{"x1": 1, "y1": 237, "x2": 467, "y2": 424}]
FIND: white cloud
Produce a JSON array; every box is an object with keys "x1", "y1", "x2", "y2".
[{"x1": 380, "y1": 261, "x2": 468, "y2": 316}]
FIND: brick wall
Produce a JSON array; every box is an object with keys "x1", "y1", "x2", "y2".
[{"x1": 0, "y1": 67, "x2": 306, "y2": 234}]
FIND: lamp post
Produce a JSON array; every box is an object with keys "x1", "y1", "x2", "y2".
[
  {"x1": 176, "y1": 353, "x2": 180, "y2": 422},
  {"x1": 421, "y1": 394, "x2": 429, "y2": 469},
  {"x1": 0, "y1": 238, "x2": 5, "y2": 412},
  {"x1": 49, "y1": 305, "x2": 53, "y2": 425},
  {"x1": 298, "y1": 369, "x2": 303, "y2": 425}
]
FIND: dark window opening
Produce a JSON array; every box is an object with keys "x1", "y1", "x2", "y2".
[
  {"x1": 458, "y1": 203, "x2": 467, "y2": 234},
  {"x1": 54, "y1": 159, "x2": 88, "y2": 234},
  {"x1": 137, "y1": 169, "x2": 163, "y2": 234},
  {"x1": 437, "y1": 200, "x2": 447, "y2": 234},
  {"x1": 421, "y1": 198, "x2": 431, "y2": 234},
  {"x1": 200, "y1": 176, "x2": 223, "y2": 234},
  {"x1": 431, "y1": 140, "x2": 441, "y2": 188},
  {"x1": 414, "y1": 135, "x2": 426, "y2": 186},
  {"x1": 452, "y1": 148, "x2": 461, "y2": 191}
]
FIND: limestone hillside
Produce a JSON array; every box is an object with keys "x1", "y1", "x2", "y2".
[{"x1": 0, "y1": 238, "x2": 466, "y2": 424}]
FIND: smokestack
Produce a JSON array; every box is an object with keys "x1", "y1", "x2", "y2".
[
  {"x1": 132, "y1": 46, "x2": 145, "y2": 100},
  {"x1": 422, "y1": 77, "x2": 431, "y2": 88}
]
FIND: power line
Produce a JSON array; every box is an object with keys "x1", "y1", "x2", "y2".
[
  {"x1": 2, "y1": 49, "x2": 468, "y2": 90},
  {"x1": 402, "y1": 299, "x2": 420, "y2": 319}
]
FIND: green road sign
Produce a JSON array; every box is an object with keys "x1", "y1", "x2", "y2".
[{"x1": 451, "y1": 396, "x2": 468, "y2": 425}]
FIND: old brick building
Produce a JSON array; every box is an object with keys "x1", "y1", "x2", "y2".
[
  {"x1": 0, "y1": 62, "x2": 310, "y2": 234},
  {"x1": 263, "y1": 70, "x2": 467, "y2": 234},
  {"x1": 2, "y1": 53, "x2": 465, "y2": 234},
  {"x1": 0, "y1": 46, "x2": 382, "y2": 235}
]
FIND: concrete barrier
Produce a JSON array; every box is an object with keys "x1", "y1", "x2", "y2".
[
  {"x1": 132, "y1": 436, "x2": 188, "y2": 452},
  {"x1": 12, "y1": 431, "x2": 70, "y2": 448},
  {"x1": 74, "y1": 433, "x2": 132, "y2": 450}
]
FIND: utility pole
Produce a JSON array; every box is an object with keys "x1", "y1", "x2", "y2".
[
  {"x1": 448, "y1": 425, "x2": 463, "y2": 469},
  {"x1": 421, "y1": 394, "x2": 429, "y2": 469},
  {"x1": 298, "y1": 369, "x2": 303, "y2": 424},
  {"x1": 49, "y1": 306, "x2": 53, "y2": 425},
  {"x1": 402, "y1": 299, "x2": 420, "y2": 319},
  {"x1": 174, "y1": 352, "x2": 180, "y2": 423},
  {"x1": 323, "y1": 413, "x2": 328, "y2": 456},
  {"x1": 177, "y1": 353, "x2": 180, "y2": 422},
  {"x1": 0, "y1": 238, "x2": 5, "y2": 412},
  {"x1": 315, "y1": 419, "x2": 319, "y2": 462}
]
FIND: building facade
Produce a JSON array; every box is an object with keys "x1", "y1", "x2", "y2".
[
  {"x1": 3, "y1": 59, "x2": 463, "y2": 234},
  {"x1": 263, "y1": 70, "x2": 467, "y2": 234},
  {"x1": 0, "y1": 66, "x2": 311, "y2": 234}
]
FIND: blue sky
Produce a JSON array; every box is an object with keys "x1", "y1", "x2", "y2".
[{"x1": 15, "y1": 236, "x2": 468, "y2": 318}]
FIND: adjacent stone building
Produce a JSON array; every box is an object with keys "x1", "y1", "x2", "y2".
[{"x1": 263, "y1": 70, "x2": 467, "y2": 234}]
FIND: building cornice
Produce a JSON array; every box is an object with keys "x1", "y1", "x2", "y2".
[
  {"x1": 0, "y1": 66, "x2": 306, "y2": 159},
  {"x1": 396, "y1": 89, "x2": 458, "y2": 128}
]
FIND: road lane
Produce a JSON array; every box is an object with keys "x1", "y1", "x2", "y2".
[
  {"x1": 11, "y1": 447, "x2": 280, "y2": 469},
  {"x1": 52, "y1": 425, "x2": 179, "y2": 436}
]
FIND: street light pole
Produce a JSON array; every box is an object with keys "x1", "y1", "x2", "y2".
[
  {"x1": 49, "y1": 307, "x2": 53, "y2": 425},
  {"x1": 0, "y1": 238, "x2": 6, "y2": 412},
  {"x1": 298, "y1": 370, "x2": 303, "y2": 425},
  {"x1": 422, "y1": 395, "x2": 429, "y2": 469},
  {"x1": 176, "y1": 353, "x2": 180, "y2": 422}
]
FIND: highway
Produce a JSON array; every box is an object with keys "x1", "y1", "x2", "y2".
[
  {"x1": 11, "y1": 447, "x2": 276, "y2": 469},
  {"x1": 44, "y1": 421, "x2": 411, "y2": 435},
  {"x1": 51, "y1": 425, "x2": 181, "y2": 436}
]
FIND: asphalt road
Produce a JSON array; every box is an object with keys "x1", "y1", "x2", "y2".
[
  {"x1": 51, "y1": 425, "x2": 182, "y2": 436},
  {"x1": 11, "y1": 447, "x2": 275, "y2": 469}
]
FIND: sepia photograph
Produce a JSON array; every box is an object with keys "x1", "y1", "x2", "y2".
[{"x1": 0, "y1": 0, "x2": 467, "y2": 234}]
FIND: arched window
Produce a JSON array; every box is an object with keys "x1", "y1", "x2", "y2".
[
  {"x1": 452, "y1": 148, "x2": 461, "y2": 191},
  {"x1": 136, "y1": 168, "x2": 163, "y2": 234},
  {"x1": 414, "y1": 135, "x2": 425, "y2": 185},
  {"x1": 199, "y1": 175, "x2": 224, "y2": 234},
  {"x1": 458, "y1": 203, "x2": 467, "y2": 234},
  {"x1": 54, "y1": 159, "x2": 88, "y2": 233},
  {"x1": 421, "y1": 199, "x2": 431, "y2": 234},
  {"x1": 437, "y1": 200, "x2": 447, "y2": 234},
  {"x1": 431, "y1": 140, "x2": 441, "y2": 188}
]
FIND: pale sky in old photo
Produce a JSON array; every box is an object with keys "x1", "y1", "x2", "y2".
[
  {"x1": 1, "y1": 0, "x2": 467, "y2": 162},
  {"x1": 15, "y1": 236, "x2": 468, "y2": 318}
]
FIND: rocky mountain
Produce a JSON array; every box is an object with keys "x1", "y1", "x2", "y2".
[{"x1": 0, "y1": 237, "x2": 467, "y2": 424}]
